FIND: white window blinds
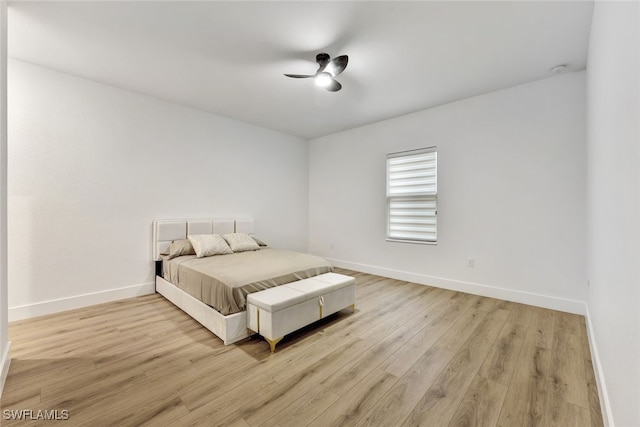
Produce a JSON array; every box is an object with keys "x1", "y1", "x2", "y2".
[{"x1": 386, "y1": 147, "x2": 437, "y2": 243}]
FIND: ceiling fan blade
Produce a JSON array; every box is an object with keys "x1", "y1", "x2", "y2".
[
  {"x1": 325, "y1": 79, "x2": 342, "y2": 92},
  {"x1": 284, "y1": 74, "x2": 315, "y2": 78},
  {"x1": 326, "y1": 55, "x2": 348, "y2": 76}
]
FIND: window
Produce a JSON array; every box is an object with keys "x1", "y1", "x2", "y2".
[{"x1": 386, "y1": 147, "x2": 437, "y2": 243}]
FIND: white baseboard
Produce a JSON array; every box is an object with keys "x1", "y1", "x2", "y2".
[
  {"x1": 328, "y1": 258, "x2": 587, "y2": 315},
  {"x1": 0, "y1": 341, "x2": 11, "y2": 398},
  {"x1": 584, "y1": 305, "x2": 614, "y2": 427},
  {"x1": 8, "y1": 282, "x2": 156, "y2": 322}
]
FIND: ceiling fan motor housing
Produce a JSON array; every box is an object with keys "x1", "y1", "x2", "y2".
[{"x1": 316, "y1": 53, "x2": 331, "y2": 66}]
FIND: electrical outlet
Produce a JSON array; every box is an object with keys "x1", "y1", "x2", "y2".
[{"x1": 468, "y1": 258, "x2": 475, "y2": 267}]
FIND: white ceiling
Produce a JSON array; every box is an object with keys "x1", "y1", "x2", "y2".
[{"x1": 8, "y1": 1, "x2": 594, "y2": 139}]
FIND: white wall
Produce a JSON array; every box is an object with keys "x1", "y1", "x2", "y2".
[
  {"x1": 586, "y1": 1, "x2": 640, "y2": 426},
  {"x1": 309, "y1": 72, "x2": 587, "y2": 313},
  {"x1": 0, "y1": 0, "x2": 10, "y2": 396},
  {"x1": 8, "y1": 59, "x2": 309, "y2": 320}
]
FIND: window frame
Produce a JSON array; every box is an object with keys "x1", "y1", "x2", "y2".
[{"x1": 386, "y1": 146, "x2": 438, "y2": 245}]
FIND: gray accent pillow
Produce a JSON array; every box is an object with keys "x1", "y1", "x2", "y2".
[
  {"x1": 223, "y1": 233, "x2": 260, "y2": 252},
  {"x1": 188, "y1": 234, "x2": 233, "y2": 258},
  {"x1": 164, "y1": 239, "x2": 196, "y2": 260}
]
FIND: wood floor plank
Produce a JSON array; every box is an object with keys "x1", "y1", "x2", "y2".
[
  {"x1": 260, "y1": 327, "x2": 369, "y2": 385},
  {"x1": 319, "y1": 293, "x2": 454, "y2": 396},
  {"x1": 556, "y1": 311, "x2": 582, "y2": 336},
  {"x1": 548, "y1": 331, "x2": 589, "y2": 409},
  {"x1": 0, "y1": 378, "x2": 41, "y2": 409},
  {"x1": 544, "y1": 400, "x2": 591, "y2": 427},
  {"x1": 435, "y1": 298, "x2": 488, "y2": 352},
  {"x1": 381, "y1": 292, "x2": 480, "y2": 378},
  {"x1": 355, "y1": 305, "x2": 493, "y2": 426},
  {"x1": 223, "y1": 367, "x2": 327, "y2": 426},
  {"x1": 307, "y1": 368, "x2": 398, "y2": 427},
  {"x1": 496, "y1": 300, "x2": 536, "y2": 327},
  {"x1": 496, "y1": 308, "x2": 555, "y2": 427},
  {"x1": 400, "y1": 308, "x2": 510, "y2": 426},
  {"x1": 357, "y1": 286, "x2": 448, "y2": 342},
  {"x1": 179, "y1": 351, "x2": 285, "y2": 412},
  {"x1": 476, "y1": 321, "x2": 529, "y2": 386},
  {"x1": 2, "y1": 357, "x2": 96, "y2": 398},
  {"x1": 260, "y1": 383, "x2": 340, "y2": 427},
  {"x1": 355, "y1": 346, "x2": 454, "y2": 427},
  {"x1": 0, "y1": 270, "x2": 603, "y2": 427},
  {"x1": 448, "y1": 375, "x2": 508, "y2": 427},
  {"x1": 166, "y1": 373, "x2": 278, "y2": 426}
]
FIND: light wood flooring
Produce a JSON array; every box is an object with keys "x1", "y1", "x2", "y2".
[{"x1": 2, "y1": 269, "x2": 603, "y2": 426}]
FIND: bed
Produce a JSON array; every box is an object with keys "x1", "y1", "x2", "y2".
[{"x1": 153, "y1": 218, "x2": 333, "y2": 344}]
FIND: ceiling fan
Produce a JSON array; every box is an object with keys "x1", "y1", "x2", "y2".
[{"x1": 284, "y1": 53, "x2": 349, "y2": 92}]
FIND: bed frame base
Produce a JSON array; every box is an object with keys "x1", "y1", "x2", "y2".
[{"x1": 155, "y1": 275, "x2": 250, "y2": 345}]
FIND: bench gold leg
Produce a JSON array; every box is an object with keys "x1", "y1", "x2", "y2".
[
  {"x1": 266, "y1": 337, "x2": 283, "y2": 353},
  {"x1": 349, "y1": 304, "x2": 356, "y2": 313}
]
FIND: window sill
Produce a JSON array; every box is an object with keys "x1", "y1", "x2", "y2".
[{"x1": 386, "y1": 238, "x2": 437, "y2": 246}]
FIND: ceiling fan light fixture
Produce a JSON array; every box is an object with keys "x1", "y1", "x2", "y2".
[
  {"x1": 315, "y1": 72, "x2": 333, "y2": 88},
  {"x1": 285, "y1": 53, "x2": 348, "y2": 92}
]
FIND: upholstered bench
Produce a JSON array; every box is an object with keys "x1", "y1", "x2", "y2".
[{"x1": 246, "y1": 272, "x2": 356, "y2": 352}]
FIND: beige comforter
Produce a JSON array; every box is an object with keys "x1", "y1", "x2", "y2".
[{"x1": 163, "y1": 248, "x2": 333, "y2": 315}]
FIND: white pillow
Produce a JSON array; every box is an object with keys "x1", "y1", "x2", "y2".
[
  {"x1": 187, "y1": 234, "x2": 233, "y2": 258},
  {"x1": 223, "y1": 232, "x2": 260, "y2": 252}
]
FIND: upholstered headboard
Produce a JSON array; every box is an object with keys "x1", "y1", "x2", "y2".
[{"x1": 152, "y1": 218, "x2": 254, "y2": 261}]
